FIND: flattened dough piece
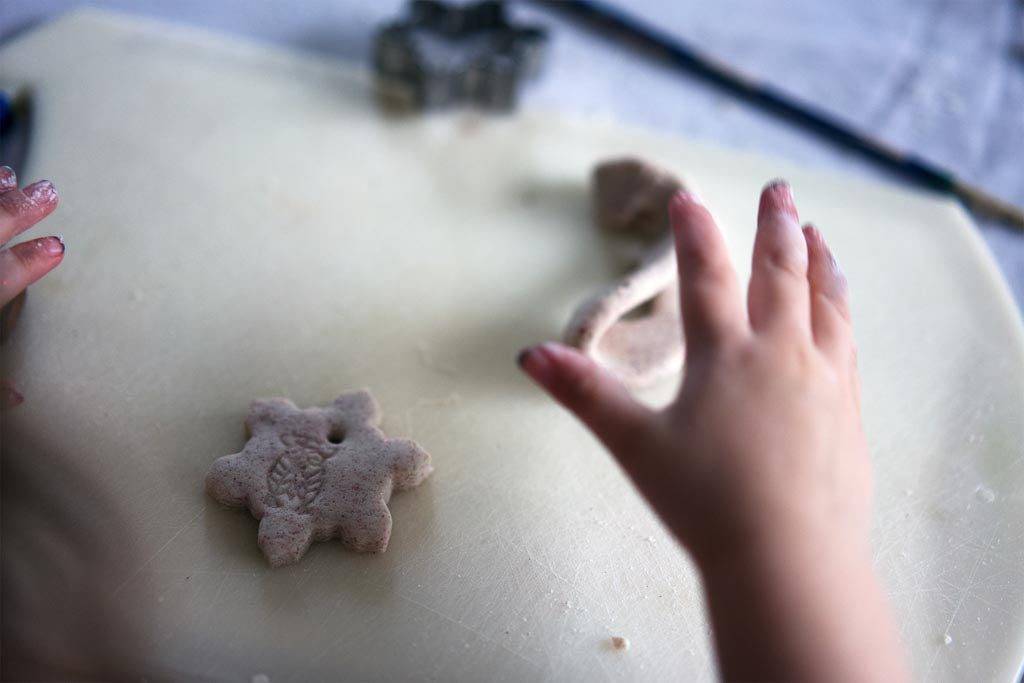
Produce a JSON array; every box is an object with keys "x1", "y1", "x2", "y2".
[{"x1": 205, "y1": 390, "x2": 433, "y2": 566}]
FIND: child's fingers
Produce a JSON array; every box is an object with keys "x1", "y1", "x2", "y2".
[
  {"x1": 0, "y1": 176, "x2": 59, "y2": 246},
  {"x1": 802, "y1": 225, "x2": 852, "y2": 359},
  {"x1": 669, "y1": 191, "x2": 747, "y2": 357},
  {"x1": 747, "y1": 180, "x2": 810, "y2": 335},
  {"x1": 518, "y1": 342, "x2": 653, "y2": 456},
  {"x1": 0, "y1": 237, "x2": 65, "y2": 308},
  {"x1": 0, "y1": 166, "x2": 16, "y2": 192}
]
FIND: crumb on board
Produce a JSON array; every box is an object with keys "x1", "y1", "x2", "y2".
[{"x1": 610, "y1": 636, "x2": 630, "y2": 651}]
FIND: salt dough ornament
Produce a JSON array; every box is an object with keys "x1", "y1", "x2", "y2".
[
  {"x1": 564, "y1": 158, "x2": 686, "y2": 387},
  {"x1": 205, "y1": 390, "x2": 432, "y2": 566}
]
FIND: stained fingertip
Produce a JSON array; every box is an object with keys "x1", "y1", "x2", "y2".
[
  {"x1": 0, "y1": 238, "x2": 65, "y2": 308},
  {"x1": 760, "y1": 179, "x2": 798, "y2": 220},
  {"x1": 518, "y1": 344, "x2": 556, "y2": 386},
  {"x1": 16, "y1": 235, "x2": 65, "y2": 259},
  {"x1": 9, "y1": 237, "x2": 65, "y2": 271},
  {"x1": 0, "y1": 166, "x2": 15, "y2": 192},
  {"x1": 23, "y1": 180, "x2": 57, "y2": 206},
  {"x1": 45, "y1": 235, "x2": 65, "y2": 256},
  {"x1": 519, "y1": 342, "x2": 594, "y2": 407}
]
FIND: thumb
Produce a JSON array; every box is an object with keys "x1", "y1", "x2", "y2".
[{"x1": 518, "y1": 342, "x2": 653, "y2": 457}]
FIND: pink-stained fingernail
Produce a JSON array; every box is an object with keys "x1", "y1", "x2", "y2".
[
  {"x1": 24, "y1": 180, "x2": 57, "y2": 205},
  {"x1": 42, "y1": 236, "x2": 65, "y2": 256},
  {"x1": 0, "y1": 166, "x2": 15, "y2": 191},
  {"x1": 762, "y1": 179, "x2": 797, "y2": 219}
]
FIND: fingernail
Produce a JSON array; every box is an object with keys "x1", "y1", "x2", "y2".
[
  {"x1": 24, "y1": 180, "x2": 57, "y2": 205},
  {"x1": 765, "y1": 178, "x2": 793, "y2": 198},
  {"x1": 763, "y1": 179, "x2": 797, "y2": 218},
  {"x1": 43, "y1": 236, "x2": 65, "y2": 256},
  {"x1": 0, "y1": 166, "x2": 15, "y2": 191},
  {"x1": 518, "y1": 344, "x2": 555, "y2": 384},
  {"x1": 673, "y1": 189, "x2": 703, "y2": 207}
]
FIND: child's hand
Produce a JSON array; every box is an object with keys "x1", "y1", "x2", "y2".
[
  {"x1": 1, "y1": 166, "x2": 62, "y2": 408},
  {"x1": 520, "y1": 181, "x2": 908, "y2": 682},
  {"x1": 520, "y1": 181, "x2": 864, "y2": 557},
  {"x1": 0, "y1": 166, "x2": 62, "y2": 309}
]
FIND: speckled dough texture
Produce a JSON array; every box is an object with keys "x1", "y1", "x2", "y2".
[
  {"x1": 564, "y1": 158, "x2": 685, "y2": 387},
  {"x1": 205, "y1": 390, "x2": 432, "y2": 566}
]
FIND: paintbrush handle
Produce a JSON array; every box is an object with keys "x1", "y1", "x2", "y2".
[
  {"x1": 954, "y1": 181, "x2": 1024, "y2": 228},
  {"x1": 525, "y1": 0, "x2": 1024, "y2": 230}
]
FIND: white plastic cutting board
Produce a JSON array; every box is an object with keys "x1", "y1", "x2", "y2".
[{"x1": 2, "y1": 11, "x2": 1023, "y2": 682}]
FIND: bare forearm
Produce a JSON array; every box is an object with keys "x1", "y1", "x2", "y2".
[
  {"x1": 700, "y1": 537, "x2": 909, "y2": 683},
  {"x1": 521, "y1": 181, "x2": 910, "y2": 682}
]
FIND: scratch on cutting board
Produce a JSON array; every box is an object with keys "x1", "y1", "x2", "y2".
[
  {"x1": 501, "y1": 535, "x2": 611, "y2": 617},
  {"x1": 111, "y1": 507, "x2": 204, "y2": 596},
  {"x1": 938, "y1": 528, "x2": 1000, "y2": 632},
  {"x1": 923, "y1": 528, "x2": 1001, "y2": 678}
]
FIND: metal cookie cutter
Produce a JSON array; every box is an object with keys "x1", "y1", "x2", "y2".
[{"x1": 372, "y1": 0, "x2": 548, "y2": 111}]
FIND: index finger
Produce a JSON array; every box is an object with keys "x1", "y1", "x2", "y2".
[
  {"x1": 669, "y1": 191, "x2": 747, "y2": 358},
  {"x1": 0, "y1": 169, "x2": 59, "y2": 246}
]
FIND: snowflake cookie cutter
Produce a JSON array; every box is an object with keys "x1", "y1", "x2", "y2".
[
  {"x1": 371, "y1": 0, "x2": 549, "y2": 111},
  {"x1": 205, "y1": 390, "x2": 433, "y2": 566}
]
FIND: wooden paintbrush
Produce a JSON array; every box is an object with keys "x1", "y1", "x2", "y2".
[{"x1": 522, "y1": 0, "x2": 1024, "y2": 230}]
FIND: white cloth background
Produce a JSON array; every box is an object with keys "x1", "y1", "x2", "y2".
[{"x1": 3, "y1": 0, "x2": 1023, "y2": 308}]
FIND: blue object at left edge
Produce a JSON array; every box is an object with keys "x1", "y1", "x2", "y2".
[{"x1": 0, "y1": 93, "x2": 10, "y2": 129}]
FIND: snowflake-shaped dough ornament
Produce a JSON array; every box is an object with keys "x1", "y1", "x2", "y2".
[{"x1": 205, "y1": 390, "x2": 433, "y2": 566}]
